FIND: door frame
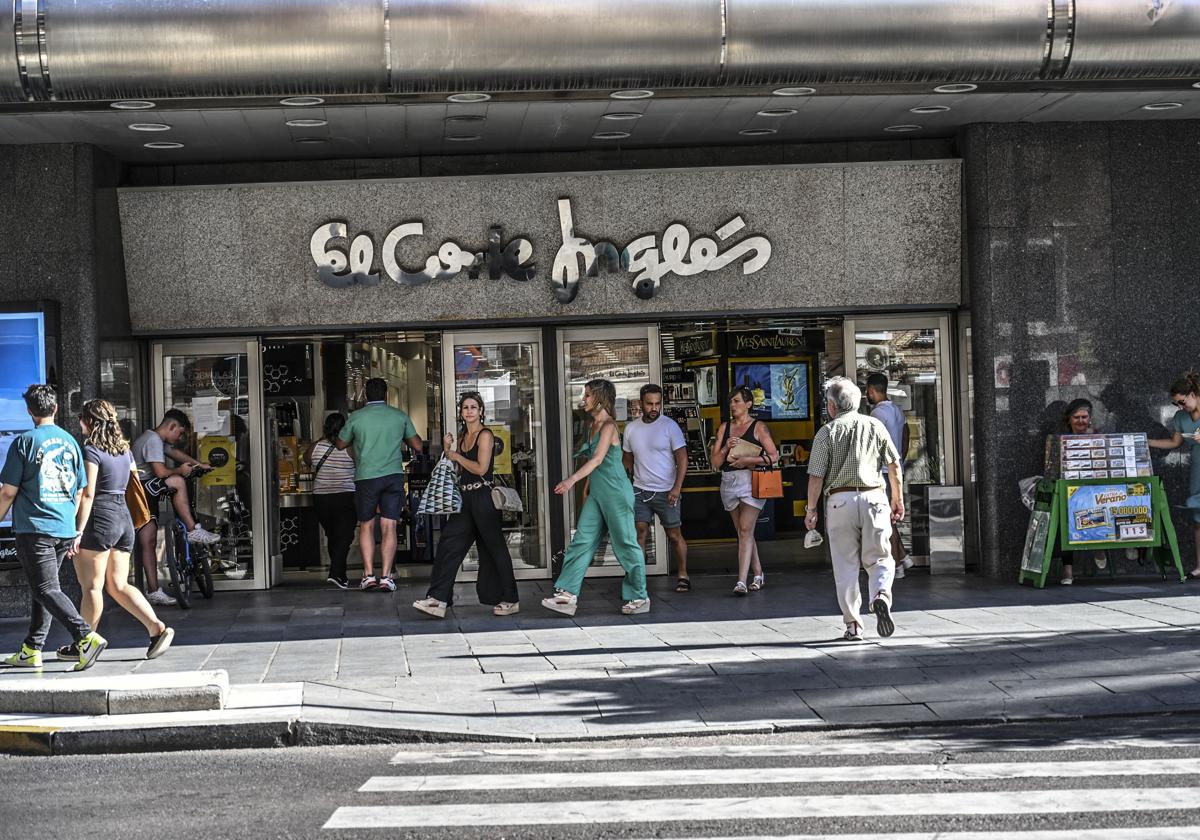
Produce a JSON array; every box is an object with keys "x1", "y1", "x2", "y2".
[
  {"x1": 441, "y1": 328, "x2": 552, "y2": 580},
  {"x1": 151, "y1": 337, "x2": 267, "y2": 590},
  {"x1": 555, "y1": 324, "x2": 668, "y2": 578},
  {"x1": 841, "y1": 313, "x2": 958, "y2": 487}
]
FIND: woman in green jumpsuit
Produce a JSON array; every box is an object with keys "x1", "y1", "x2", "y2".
[{"x1": 542, "y1": 379, "x2": 650, "y2": 616}]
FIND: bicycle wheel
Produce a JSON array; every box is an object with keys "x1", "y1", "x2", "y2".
[
  {"x1": 194, "y1": 544, "x2": 214, "y2": 599},
  {"x1": 164, "y1": 523, "x2": 191, "y2": 610}
]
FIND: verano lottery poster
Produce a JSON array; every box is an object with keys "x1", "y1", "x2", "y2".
[{"x1": 1066, "y1": 481, "x2": 1154, "y2": 545}]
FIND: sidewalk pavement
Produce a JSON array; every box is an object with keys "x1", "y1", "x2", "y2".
[{"x1": 2, "y1": 569, "x2": 1199, "y2": 754}]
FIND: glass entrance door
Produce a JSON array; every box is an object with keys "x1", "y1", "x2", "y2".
[
  {"x1": 557, "y1": 326, "x2": 668, "y2": 577},
  {"x1": 441, "y1": 330, "x2": 550, "y2": 578},
  {"x1": 151, "y1": 339, "x2": 266, "y2": 589}
]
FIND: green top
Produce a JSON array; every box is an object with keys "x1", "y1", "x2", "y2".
[
  {"x1": 339, "y1": 402, "x2": 418, "y2": 481},
  {"x1": 577, "y1": 426, "x2": 634, "y2": 498},
  {"x1": 807, "y1": 411, "x2": 900, "y2": 494}
]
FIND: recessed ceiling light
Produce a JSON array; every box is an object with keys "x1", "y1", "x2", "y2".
[
  {"x1": 593, "y1": 131, "x2": 631, "y2": 139},
  {"x1": 445, "y1": 114, "x2": 486, "y2": 123},
  {"x1": 602, "y1": 112, "x2": 644, "y2": 121},
  {"x1": 610, "y1": 89, "x2": 654, "y2": 100},
  {"x1": 111, "y1": 100, "x2": 155, "y2": 110},
  {"x1": 934, "y1": 83, "x2": 977, "y2": 94},
  {"x1": 285, "y1": 118, "x2": 328, "y2": 128},
  {"x1": 772, "y1": 87, "x2": 816, "y2": 97},
  {"x1": 447, "y1": 92, "x2": 491, "y2": 103},
  {"x1": 143, "y1": 141, "x2": 184, "y2": 149},
  {"x1": 884, "y1": 124, "x2": 922, "y2": 132},
  {"x1": 757, "y1": 108, "x2": 798, "y2": 117},
  {"x1": 739, "y1": 128, "x2": 778, "y2": 136},
  {"x1": 910, "y1": 105, "x2": 951, "y2": 115},
  {"x1": 279, "y1": 96, "x2": 325, "y2": 107},
  {"x1": 128, "y1": 123, "x2": 172, "y2": 132},
  {"x1": 1143, "y1": 101, "x2": 1183, "y2": 110},
  {"x1": 446, "y1": 134, "x2": 481, "y2": 141},
  {"x1": 294, "y1": 137, "x2": 328, "y2": 144}
]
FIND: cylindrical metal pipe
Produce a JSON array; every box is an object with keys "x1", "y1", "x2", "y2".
[
  {"x1": 1067, "y1": 0, "x2": 1200, "y2": 79},
  {"x1": 724, "y1": 0, "x2": 1051, "y2": 84},
  {"x1": 387, "y1": 0, "x2": 723, "y2": 92},
  {"x1": 1, "y1": 2, "x2": 27, "y2": 102},
  {"x1": 45, "y1": 0, "x2": 389, "y2": 101}
]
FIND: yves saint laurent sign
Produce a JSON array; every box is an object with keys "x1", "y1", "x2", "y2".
[{"x1": 309, "y1": 197, "x2": 772, "y2": 304}]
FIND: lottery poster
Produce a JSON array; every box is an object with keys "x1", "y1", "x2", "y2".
[{"x1": 1065, "y1": 481, "x2": 1154, "y2": 546}]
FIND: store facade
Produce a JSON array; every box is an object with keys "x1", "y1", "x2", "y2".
[{"x1": 109, "y1": 160, "x2": 965, "y2": 590}]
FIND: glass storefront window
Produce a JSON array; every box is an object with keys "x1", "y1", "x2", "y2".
[
  {"x1": 447, "y1": 335, "x2": 547, "y2": 572},
  {"x1": 162, "y1": 351, "x2": 256, "y2": 581}
]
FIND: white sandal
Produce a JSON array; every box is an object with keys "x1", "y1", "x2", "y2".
[
  {"x1": 621, "y1": 598, "x2": 650, "y2": 615},
  {"x1": 493, "y1": 602, "x2": 520, "y2": 616},
  {"x1": 541, "y1": 590, "x2": 578, "y2": 616},
  {"x1": 412, "y1": 597, "x2": 447, "y2": 618}
]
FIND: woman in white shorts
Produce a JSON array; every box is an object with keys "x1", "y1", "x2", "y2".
[{"x1": 711, "y1": 386, "x2": 779, "y2": 595}]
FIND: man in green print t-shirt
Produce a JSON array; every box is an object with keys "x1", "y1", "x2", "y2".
[
  {"x1": 336, "y1": 377, "x2": 423, "y2": 593},
  {"x1": 0, "y1": 385, "x2": 108, "y2": 671}
]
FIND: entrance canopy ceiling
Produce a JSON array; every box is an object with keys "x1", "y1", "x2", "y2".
[{"x1": 2, "y1": 0, "x2": 1200, "y2": 163}]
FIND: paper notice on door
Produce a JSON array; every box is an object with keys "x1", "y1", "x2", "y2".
[
  {"x1": 615, "y1": 397, "x2": 628, "y2": 421},
  {"x1": 192, "y1": 396, "x2": 223, "y2": 433}
]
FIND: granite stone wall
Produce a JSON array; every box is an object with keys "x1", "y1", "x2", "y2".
[
  {"x1": 0, "y1": 144, "x2": 121, "y2": 616},
  {"x1": 118, "y1": 160, "x2": 962, "y2": 334},
  {"x1": 963, "y1": 120, "x2": 1200, "y2": 580}
]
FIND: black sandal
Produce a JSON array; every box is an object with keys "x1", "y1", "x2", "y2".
[{"x1": 674, "y1": 576, "x2": 692, "y2": 592}]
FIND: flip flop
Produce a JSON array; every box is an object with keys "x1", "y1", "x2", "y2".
[{"x1": 674, "y1": 577, "x2": 692, "y2": 592}]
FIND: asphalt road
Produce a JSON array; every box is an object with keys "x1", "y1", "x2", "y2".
[{"x1": 2, "y1": 715, "x2": 1200, "y2": 839}]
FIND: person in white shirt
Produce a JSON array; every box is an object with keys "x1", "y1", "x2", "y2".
[
  {"x1": 866, "y1": 373, "x2": 913, "y2": 578},
  {"x1": 622, "y1": 384, "x2": 691, "y2": 592}
]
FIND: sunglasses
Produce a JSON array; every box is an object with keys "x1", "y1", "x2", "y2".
[{"x1": 1173, "y1": 398, "x2": 1189, "y2": 408}]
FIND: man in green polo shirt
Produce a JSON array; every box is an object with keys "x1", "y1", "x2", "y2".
[
  {"x1": 805, "y1": 376, "x2": 903, "y2": 642},
  {"x1": 336, "y1": 378, "x2": 423, "y2": 592}
]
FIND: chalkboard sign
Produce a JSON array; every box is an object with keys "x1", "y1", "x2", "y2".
[{"x1": 262, "y1": 342, "x2": 315, "y2": 397}]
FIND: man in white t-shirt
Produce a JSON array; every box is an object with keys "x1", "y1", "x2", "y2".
[
  {"x1": 866, "y1": 373, "x2": 913, "y2": 577},
  {"x1": 622, "y1": 384, "x2": 691, "y2": 591}
]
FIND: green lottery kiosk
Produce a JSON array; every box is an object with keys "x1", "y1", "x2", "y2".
[{"x1": 1019, "y1": 433, "x2": 1185, "y2": 588}]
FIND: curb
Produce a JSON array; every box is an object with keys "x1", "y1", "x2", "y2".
[
  {"x1": 6, "y1": 706, "x2": 1199, "y2": 756},
  {"x1": 0, "y1": 671, "x2": 229, "y2": 717}
]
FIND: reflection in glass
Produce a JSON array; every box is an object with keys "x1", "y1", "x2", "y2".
[
  {"x1": 453, "y1": 342, "x2": 545, "y2": 570},
  {"x1": 164, "y1": 353, "x2": 255, "y2": 581},
  {"x1": 563, "y1": 337, "x2": 654, "y2": 567}
]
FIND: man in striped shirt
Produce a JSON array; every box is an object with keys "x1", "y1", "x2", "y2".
[{"x1": 805, "y1": 377, "x2": 903, "y2": 642}]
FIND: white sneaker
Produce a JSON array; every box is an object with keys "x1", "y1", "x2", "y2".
[
  {"x1": 186, "y1": 525, "x2": 222, "y2": 545},
  {"x1": 413, "y1": 597, "x2": 447, "y2": 618},
  {"x1": 541, "y1": 590, "x2": 578, "y2": 616},
  {"x1": 894, "y1": 564, "x2": 906, "y2": 580},
  {"x1": 1060, "y1": 577, "x2": 1074, "y2": 586},
  {"x1": 377, "y1": 577, "x2": 397, "y2": 593},
  {"x1": 621, "y1": 598, "x2": 650, "y2": 615},
  {"x1": 147, "y1": 588, "x2": 177, "y2": 607},
  {"x1": 900, "y1": 554, "x2": 914, "y2": 570},
  {"x1": 843, "y1": 622, "x2": 864, "y2": 642}
]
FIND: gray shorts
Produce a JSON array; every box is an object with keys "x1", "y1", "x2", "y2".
[{"x1": 633, "y1": 487, "x2": 682, "y2": 529}]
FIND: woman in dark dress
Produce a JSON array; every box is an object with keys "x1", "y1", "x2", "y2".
[{"x1": 413, "y1": 392, "x2": 519, "y2": 618}]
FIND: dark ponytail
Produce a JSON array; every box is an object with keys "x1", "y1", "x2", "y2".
[{"x1": 457, "y1": 391, "x2": 486, "y2": 444}]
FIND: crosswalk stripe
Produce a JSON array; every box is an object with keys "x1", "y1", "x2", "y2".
[
  {"x1": 323, "y1": 786, "x2": 1197, "y2": 828},
  {"x1": 362, "y1": 757, "x2": 1200, "y2": 791},
  {"x1": 618, "y1": 831, "x2": 1200, "y2": 840},
  {"x1": 389, "y1": 736, "x2": 1200, "y2": 765}
]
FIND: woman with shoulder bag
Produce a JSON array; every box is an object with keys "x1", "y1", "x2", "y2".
[
  {"x1": 414, "y1": 392, "x2": 520, "y2": 618},
  {"x1": 307, "y1": 412, "x2": 358, "y2": 589},
  {"x1": 711, "y1": 386, "x2": 779, "y2": 596},
  {"x1": 62, "y1": 399, "x2": 174, "y2": 662}
]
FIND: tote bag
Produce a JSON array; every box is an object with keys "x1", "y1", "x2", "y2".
[
  {"x1": 751, "y1": 466, "x2": 783, "y2": 500},
  {"x1": 125, "y1": 471, "x2": 153, "y2": 531},
  {"x1": 416, "y1": 456, "x2": 462, "y2": 515}
]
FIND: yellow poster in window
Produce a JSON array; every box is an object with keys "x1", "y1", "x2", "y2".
[
  {"x1": 487, "y1": 424, "x2": 512, "y2": 475},
  {"x1": 199, "y1": 435, "x2": 236, "y2": 486}
]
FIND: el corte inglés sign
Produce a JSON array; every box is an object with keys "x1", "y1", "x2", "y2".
[{"x1": 309, "y1": 197, "x2": 772, "y2": 304}]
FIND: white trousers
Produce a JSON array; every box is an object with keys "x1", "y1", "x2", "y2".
[{"x1": 826, "y1": 488, "x2": 894, "y2": 626}]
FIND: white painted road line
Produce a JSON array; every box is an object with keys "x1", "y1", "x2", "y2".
[
  {"x1": 323, "y1": 787, "x2": 1198, "y2": 828},
  {"x1": 362, "y1": 757, "x2": 1200, "y2": 792},
  {"x1": 619, "y1": 830, "x2": 1200, "y2": 840},
  {"x1": 389, "y1": 736, "x2": 1200, "y2": 764}
]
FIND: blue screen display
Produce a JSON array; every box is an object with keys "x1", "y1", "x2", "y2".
[{"x1": 0, "y1": 312, "x2": 47, "y2": 529}]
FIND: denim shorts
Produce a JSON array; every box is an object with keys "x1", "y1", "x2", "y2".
[
  {"x1": 80, "y1": 493, "x2": 135, "y2": 553},
  {"x1": 633, "y1": 487, "x2": 682, "y2": 529},
  {"x1": 354, "y1": 473, "x2": 406, "y2": 522}
]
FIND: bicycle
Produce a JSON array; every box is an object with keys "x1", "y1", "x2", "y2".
[{"x1": 134, "y1": 482, "x2": 214, "y2": 610}]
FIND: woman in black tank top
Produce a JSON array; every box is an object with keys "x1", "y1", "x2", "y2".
[{"x1": 414, "y1": 392, "x2": 519, "y2": 618}]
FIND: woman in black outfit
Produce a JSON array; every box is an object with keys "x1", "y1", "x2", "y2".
[{"x1": 413, "y1": 392, "x2": 520, "y2": 618}]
